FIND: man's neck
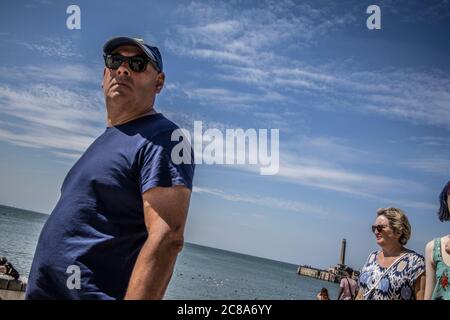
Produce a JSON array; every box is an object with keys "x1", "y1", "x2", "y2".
[{"x1": 107, "y1": 108, "x2": 157, "y2": 127}]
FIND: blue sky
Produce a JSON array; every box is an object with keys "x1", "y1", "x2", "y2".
[{"x1": 0, "y1": 0, "x2": 449, "y2": 270}]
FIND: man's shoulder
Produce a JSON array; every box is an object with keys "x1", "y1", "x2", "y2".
[
  {"x1": 132, "y1": 113, "x2": 182, "y2": 143},
  {"x1": 144, "y1": 113, "x2": 180, "y2": 131}
]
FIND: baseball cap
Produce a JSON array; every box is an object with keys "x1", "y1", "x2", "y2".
[{"x1": 103, "y1": 36, "x2": 163, "y2": 72}]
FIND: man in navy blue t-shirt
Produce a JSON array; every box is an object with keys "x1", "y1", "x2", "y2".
[{"x1": 26, "y1": 37, "x2": 195, "y2": 300}]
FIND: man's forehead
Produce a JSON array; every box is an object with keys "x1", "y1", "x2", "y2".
[{"x1": 111, "y1": 45, "x2": 144, "y2": 55}]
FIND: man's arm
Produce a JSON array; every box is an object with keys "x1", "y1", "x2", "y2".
[
  {"x1": 337, "y1": 279, "x2": 344, "y2": 300},
  {"x1": 124, "y1": 185, "x2": 191, "y2": 300}
]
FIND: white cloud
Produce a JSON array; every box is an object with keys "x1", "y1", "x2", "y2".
[
  {"x1": 16, "y1": 37, "x2": 82, "y2": 59},
  {"x1": 0, "y1": 64, "x2": 101, "y2": 85},
  {"x1": 402, "y1": 156, "x2": 450, "y2": 175},
  {"x1": 0, "y1": 83, "x2": 105, "y2": 160},
  {"x1": 407, "y1": 136, "x2": 450, "y2": 148},
  {"x1": 165, "y1": 1, "x2": 450, "y2": 128},
  {"x1": 166, "y1": 0, "x2": 355, "y2": 67},
  {"x1": 185, "y1": 87, "x2": 287, "y2": 108},
  {"x1": 149, "y1": 109, "x2": 434, "y2": 209},
  {"x1": 193, "y1": 186, "x2": 331, "y2": 218}
]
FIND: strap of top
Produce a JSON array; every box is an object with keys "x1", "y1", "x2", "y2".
[
  {"x1": 363, "y1": 252, "x2": 408, "y2": 299},
  {"x1": 433, "y1": 237, "x2": 442, "y2": 263}
]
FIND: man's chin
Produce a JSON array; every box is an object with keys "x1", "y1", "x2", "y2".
[{"x1": 107, "y1": 91, "x2": 132, "y2": 102}]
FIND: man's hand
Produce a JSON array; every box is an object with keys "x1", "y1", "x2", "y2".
[{"x1": 124, "y1": 185, "x2": 191, "y2": 300}]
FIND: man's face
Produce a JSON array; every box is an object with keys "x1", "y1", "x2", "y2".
[{"x1": 102, "y1": 45, "x2": 164, "y2": 111}]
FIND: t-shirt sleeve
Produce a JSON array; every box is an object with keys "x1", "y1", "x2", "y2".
[
  {"x1": 137, "y1": 129, "x2": 195, "y2": 193},
  {"x1": 410, "y1": 253, "x2": 426, "y2": 282},
  {"x1": 340, "y1": 279, "x2": 345, "y2": 288}
]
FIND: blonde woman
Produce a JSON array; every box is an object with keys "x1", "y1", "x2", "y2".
[
  {"x1": 424, "y1": 181, "x2": 450, "y2": 300},
  {"x1": 357, "y1": 208, "x2": 425, "y2": 300}
]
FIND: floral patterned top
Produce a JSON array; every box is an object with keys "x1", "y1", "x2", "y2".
[
  {"x1": 358, "y1": 250, "x2": 425, "y2": 300},
  {"x1": 431, "y1": 238, "x2": 450, "y2": 300}
]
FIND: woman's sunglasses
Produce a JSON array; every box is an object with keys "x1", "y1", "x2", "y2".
[
  {"x1": 371, "y1": 224, "x2": 388, "y2": 233},
  {"x1": 103, "y1": 54, "x2": 155, "y2": 73}
]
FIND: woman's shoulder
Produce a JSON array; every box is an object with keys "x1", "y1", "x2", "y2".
[
  {"x1": 368, "y1": 250, "x2": 378, "y2": 257},
  {"x1": 426, "y1": 236, "x2": 446, "y2": 245},
  {"x1": 403, "y1": 248, "x2": 425, "y2": 263},
  {"x1": 362, "y1": 250, "x2": 379, "y2": 267}
]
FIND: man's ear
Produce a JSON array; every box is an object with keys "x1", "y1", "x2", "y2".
[{"x1": 155, "y1": 72, "x2": 165, "y2": 93}]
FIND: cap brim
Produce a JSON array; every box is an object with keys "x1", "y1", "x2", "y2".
[{"x1": 103, "y1": 36, "x2": 160, "y2": 71}]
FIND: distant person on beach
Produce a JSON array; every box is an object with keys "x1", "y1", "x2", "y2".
[
  {"x1": 424, "y1": 181, "x2": 450, "y2": 300},
  {"x1": 338, "y1": 267, "x2": 358, "y2": 300},
  {"x1": 317, "y1": 287, "x2": 330, "y2": 300},
  {"x1": 357, "y1": 208, "x2": 425, "y2": 300},
  {"x1": 0, "y1": 257, "x2": 20, "y2": 280},
  {"x1": 26, "y1": 37, "x2": 195, "y2": 300}
]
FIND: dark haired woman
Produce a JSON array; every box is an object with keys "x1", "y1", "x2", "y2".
[
  {"x1": 317, "y1": 287, "x2": 330, "y2": 300},
  {"x1": 424, "y1": 181, "x2": 450, "y2": 300}
]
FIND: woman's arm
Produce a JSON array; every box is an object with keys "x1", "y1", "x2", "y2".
[
  {"x1": 355, "y1": 290, "x2": 364, "y2": 300},
  {"x1": 423, "y1": 240, "x2": 437, "y2": 300},
  {"x1": 414, "y1": 272, "x2": 426, "y2": 300}
]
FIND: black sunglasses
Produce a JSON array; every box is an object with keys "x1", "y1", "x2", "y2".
[
  {"x1": 103, "y1": 54, "x2": 156, "y2": 73},
  {"x1": 371, "y1": 224, "x2": 388, "y2": 233}
]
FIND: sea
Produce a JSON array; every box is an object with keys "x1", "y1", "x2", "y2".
[{"x1": 0, "y1": 204, "x2": 340, "y2": 300}]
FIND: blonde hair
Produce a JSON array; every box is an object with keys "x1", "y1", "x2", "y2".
[{"x1": 377, "y1": 207, "x2": 411, "y2": 245}]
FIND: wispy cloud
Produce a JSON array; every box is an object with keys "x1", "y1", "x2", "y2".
[
  {"x1": 379, "y1": 0, "x2": 450, "y2": 21},
  {"x1": 402, "y1": 156, "x2": 450, "y2": 175},
  {"x1": 193, "y1": 186, "x2": 331, "y2": 218},
  {"x1": 217, "y1": 65, "x2": 450, "y2": 127},
  {"x1": 167, "y1": 0, "x2": 355, "y2": 64},
  {"x1": 16, "y1": 37, "x2": 82, "y2": 59},
  {"x1": 276, "y1": 158, "x2": 434, "y2": 210},
  {"x1": 150, "y1": 107, "x2": 435, "y2": 209},
  {"x1": 23, "y1": 0, "x2": 52, "y2": 9},
  {"x1": 0, "y1": 83, "x2": 104, "y2": 160},
  {"x1": 165, "y1": 1, "x2": 450, "y2": 128},
  {"x1": 407, "y1": 136, "x2": 450, "y2": 148},
  {"x1": 285, "y1": 136, "x2": 371, "y2": 164},
  {"x1": 422, "y1": 0, "x2": 450, "y2": 19},
  {"x1": 0, "y1": 61, "x2": 105, "y2": 161},
  {"x1": 183, "y1": 87, "x2": 288, "y2": 109},
  {"x1": 0, "y1": 64, "x2": 101, "y2": 85}
]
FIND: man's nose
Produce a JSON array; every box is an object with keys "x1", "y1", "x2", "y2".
[{"x1": 116, "y1": 61, "x2": 131, "y2": 76}]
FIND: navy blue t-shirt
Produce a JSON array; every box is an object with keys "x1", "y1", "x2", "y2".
[{"x1": 26, "y1": 113, "x2": 194, "y2": 300}]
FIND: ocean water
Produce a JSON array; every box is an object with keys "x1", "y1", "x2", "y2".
[{"x1": 0, "y1": 204, "x2": 340, "y2": 300}]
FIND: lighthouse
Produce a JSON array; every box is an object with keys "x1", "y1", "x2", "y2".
[{"x1": 339, "y1": 238, "x2": 346, "y2": 266}]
